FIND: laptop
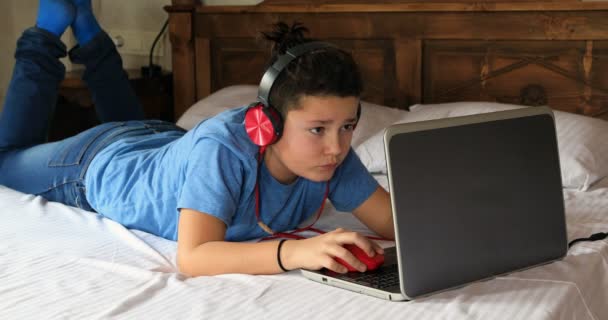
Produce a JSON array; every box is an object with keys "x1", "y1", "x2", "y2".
[{"x1": 301, "y1": 106, "x2": 568, "y2": 301}]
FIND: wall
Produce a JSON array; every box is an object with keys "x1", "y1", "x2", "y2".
[
  {"x1": 203, "y1": 0, "x2": 261, "y2": 4},
  {"x1": 0, "y1": 0, "x2": 261, "y2": 113},
  {"x1": 97, "y1": 0, "x2": 173, "y2": 72},
  {"x1": 0, "y1": 1, "x2": 16, "y2": 114},
  {"x1": 3, "y1": 0, "x2": 173, "y2": 73},
  {"x1": 99, "y1": 0, "x2": 261, "y2": 71}
]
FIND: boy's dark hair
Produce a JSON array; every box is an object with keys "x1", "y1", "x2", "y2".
[{"x1": 261, "y1": 22, "x2": 363, "y2": 116}]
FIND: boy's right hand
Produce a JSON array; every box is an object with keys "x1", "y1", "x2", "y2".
[{"x1": 280, "y1": 228, "x2": 384, "y2": 273}]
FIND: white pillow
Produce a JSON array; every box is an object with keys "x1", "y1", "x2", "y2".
[
  {"x1": 355, "y1": 102, "x2": 608, "y2": 191},
  {"x1": 176, "y1": 85, "x2": 258, "y2": 130},
  {"x1": 351, "y1": 101, "x2": 408, "y2": 147},
  {"x1": 176, "y1": 85, "x2": 408, "y2": 148}
]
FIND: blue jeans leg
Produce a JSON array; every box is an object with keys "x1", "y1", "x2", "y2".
[
  {"x1": 0, "y1": 27, "x2": 66, "y2": 150},
  {"x1": 69, "y1": 31, "x2": 145, "y2": 122},
  {"x1": 0, "y1": 121, "x2": 134, "y2": 211},
  {"x1": 0, "y1": 27, "x2": 146, "y2": 210}
]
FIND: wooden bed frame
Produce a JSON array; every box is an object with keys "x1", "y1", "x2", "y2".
[{"x1": 164, "y1": 0, "x2": 608, "y2": 121}]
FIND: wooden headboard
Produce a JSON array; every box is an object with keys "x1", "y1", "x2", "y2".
[{"x1": 164, "y1": 0, "x2": 608, "y2": 121}]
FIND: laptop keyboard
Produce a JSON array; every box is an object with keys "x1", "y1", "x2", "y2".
[{"x1": 339, "y1": 264, "x2": 400, "y2": 289}]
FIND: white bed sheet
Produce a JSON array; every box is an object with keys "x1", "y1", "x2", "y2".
[{"x1": 1, "y1": 177, "x2": 607, "y2": 319}]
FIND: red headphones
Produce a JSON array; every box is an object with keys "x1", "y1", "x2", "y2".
[{"x1": 245, "y1": 41, "x2": 361, "y2": 148}]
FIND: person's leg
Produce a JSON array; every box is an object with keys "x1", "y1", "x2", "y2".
[
  {"x1": 36, "y1": 0, "x2": 75, "y2": 38},
  {"x1": 70, "y1": 0, "x2": 100, "y2": 46},
  {"x1": 0, "y1": 1, "x2": 92, "y2": 209},
  {"x1": 0, "y1": 0, "x2": 74, "y2": 150},
  {"x1": 69, "y1": 0, "x2": 145, "y2": 122}
]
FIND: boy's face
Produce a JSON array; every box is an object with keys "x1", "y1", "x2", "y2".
[{"x1": 266, "y1": 95, "x2": 360, "y2": 184}]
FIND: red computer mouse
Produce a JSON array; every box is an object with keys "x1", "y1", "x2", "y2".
[{"x1": 335, "y1": 244, "x2": 385, "y2": 272}]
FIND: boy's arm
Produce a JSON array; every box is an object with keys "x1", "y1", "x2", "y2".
[
  {"x1": 177, "y1": 208, "x2": 284, "y2": 276},
  {"x1": 177, "y1": 208, "x2": 384, "y2": 276},
  {"x1": 352, "y1": 186, "x2": 395, "y2": 240}
]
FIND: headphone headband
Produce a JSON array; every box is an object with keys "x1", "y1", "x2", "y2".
[{"x1": 257, "y1": 41, "x2": 336, "y2": 107}]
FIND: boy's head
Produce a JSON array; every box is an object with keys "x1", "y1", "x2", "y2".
[
  {"x1": 259, "y1": 22, "x2": 364, "y2": 184},
  {"x1": 261, "y1": 22, "x2": 363, "y2": 118}
]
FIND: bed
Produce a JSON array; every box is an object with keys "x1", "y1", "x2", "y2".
[
  {"x1": 2, "y1": 0, "x2": 608, "y2": 319},
  {"x1": 2, "y1": 85, "x2": 608, "y2": 318}
]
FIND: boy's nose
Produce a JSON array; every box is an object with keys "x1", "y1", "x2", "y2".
[{"x1": 325, "y1": 134, "x2": 342, "y2": 156}]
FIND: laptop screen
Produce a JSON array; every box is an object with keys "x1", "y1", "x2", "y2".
[{"x1": 386, "y1": 108, "x2": 567, "y2": 298}]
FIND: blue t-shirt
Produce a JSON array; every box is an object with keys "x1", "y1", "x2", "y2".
[{"x1": 85, "y1": 107, "x2": 379, "y2": 241}]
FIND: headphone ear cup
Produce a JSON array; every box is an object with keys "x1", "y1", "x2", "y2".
[
  {"x1": 262, "y1": 106, "x2": 283, "y2": 139},
  {"x1": 245, "y1": 103, "x2": 281, "y2": 146}
]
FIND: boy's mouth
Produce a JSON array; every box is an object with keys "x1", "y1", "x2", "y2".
[{"x1": 319, "y1": 163, "x2": 338, "y2": 170}]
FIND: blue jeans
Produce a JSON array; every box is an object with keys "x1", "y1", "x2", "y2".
[{"x1": 0, "y1": 27, "x2": 182, "y2": 211}]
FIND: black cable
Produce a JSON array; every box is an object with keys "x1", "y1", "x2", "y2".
[
  {"x1": 143, "y1": 18, "x2": 169, "y2": 78},
  {"x1": 149, "y1": 18, "x2": 169, "y2": 68},
  {"x1": 568, "y1": 232, "x2": 608, "y2": 248}
]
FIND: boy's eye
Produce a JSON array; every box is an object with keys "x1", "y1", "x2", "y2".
[
  {"x1": 309, "y1": 127, "x2": 324, "y2": 135},
  {"x1": 342, "y1": 124, "x2": 356, "y2": 131}
]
